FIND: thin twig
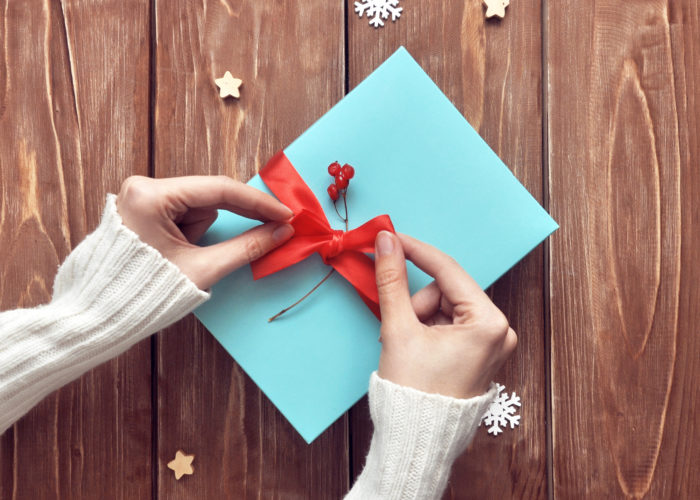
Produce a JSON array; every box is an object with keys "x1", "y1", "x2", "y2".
[
  {"x1": 333, "y1": 201, "x2": 344, "y2": 220},
  {"x1": 342, "y1": 193, "x2": 348, "y2": 230},
  {"x1": 267, "y1": 268, "x2": 335, "y2": 322}
]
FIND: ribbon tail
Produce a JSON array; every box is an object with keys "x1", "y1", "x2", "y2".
[
  {"x1": 331, "y1": 252, "x2": 381, "y2": 321},
  {"x1": 251, "y1": 236, "x2": 328, "y2": 279}
]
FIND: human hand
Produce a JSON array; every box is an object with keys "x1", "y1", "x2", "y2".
[
  {"x1": 116, "y1": 175, "x2": 294, "y2": 290},
  {"x1": 373, "y1": 231, "x2": 517, "y2": 399}
]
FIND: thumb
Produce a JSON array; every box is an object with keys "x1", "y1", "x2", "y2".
[
  {"x1": 182, "y1": 222, "x2": 294, "y2": 289},
  {"x1": 375, "y1": 231, "x2": 417, "y2": 333}
]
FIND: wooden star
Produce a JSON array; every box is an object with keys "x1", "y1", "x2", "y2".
[
  {"x1": 215, "y1": 71, "x2": 243, "y2": 99},
  {"x1": 483, "y1": 0, "x2": 509, "y2": 19},
  {"x1": 167, "y1": 450, "x2": 194, "y2": 480}
]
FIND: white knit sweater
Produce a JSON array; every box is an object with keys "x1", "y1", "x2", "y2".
[{"x1": 0, "y1": 195, "x2": 496, "y2": 499}]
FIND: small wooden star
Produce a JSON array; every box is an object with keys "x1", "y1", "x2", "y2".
[
  {"x1": 483, "y1": 0, "x2": 509, "y2": 19},
  {"x1": 167, "y1": 450, "x2": 194, "y2": 480},
  {"x1": 215, "y1": 71, "x2": 243, "y2": 99}
]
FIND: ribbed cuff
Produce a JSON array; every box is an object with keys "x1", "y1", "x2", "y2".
[
  {"x1": 346, "y1": 372, "x2": 497, "y2": 500},
  {"x1": 50, "y1": 194, "x2": 210, "y2": 331},
  {"x1": 0, "y1": 194, "x2": 209, "y2": 433}
]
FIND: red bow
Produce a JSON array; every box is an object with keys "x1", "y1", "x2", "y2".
[{"x1": 251, "y1": 152, "x2": 394, "y2": 319}]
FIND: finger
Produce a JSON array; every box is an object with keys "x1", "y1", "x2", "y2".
[
  {"x1": 178, "y1": 209, "x2": 218, "y2": 243},
  {"x1": 434, "y1": 312, "x2": 452, "y2": 325},
  {"x1": 398, "y1": 233, "x2": 492, "y2": 309},
  {"x1": 162, "y1": 176, "x2": 293, "y2": 222},
  {"x1": 375, "y1": 231, "x2": 418, "y2": 333},
  {"x1": 190, "y1": 221, "x2": 294, "y2": 289},
  {"x1": 425, "y1": 311, "x2": 453, "y2": 327},
  {"x1": 411, "y1": 282, "x2": 456, "y2": 322},
  {"x1": 501, "y1": 327, "x2": 518, "y2": 359},
  {"x1": 411, "y1": 281, "x2": 441, "y2": 321}
]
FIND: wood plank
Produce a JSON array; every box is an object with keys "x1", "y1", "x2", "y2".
[
  {"x1": 0, "y1": 0, "x2": 151, "y2": 498},
  {"x1": 152, "y1": 1, "x2": 348, "y2": 498},
  {"x1": 548, "y1": 0, "x2": 700, "y2": 496},
  {"x1": 347, "y1": 1, "x2": 548, "y2": 497},
  {"x1": 663, "y1": 1, "x2": 700, "y2": 494}
]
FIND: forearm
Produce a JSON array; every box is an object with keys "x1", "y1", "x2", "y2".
[
  {"x1": 346, "y1": 372, "x2": 496, "y2": 500},
  {"x1": 0, "y1": 195, "x2": 208, "y2": 434}
]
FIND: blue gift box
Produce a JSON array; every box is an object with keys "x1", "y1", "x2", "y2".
[{"x1": 195, "y1": 47, "x2": 558, "y2": 443}]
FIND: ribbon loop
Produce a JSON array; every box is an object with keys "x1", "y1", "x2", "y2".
[{"x1": 250, "y1": 152, "x2": 395, "y2": 320}]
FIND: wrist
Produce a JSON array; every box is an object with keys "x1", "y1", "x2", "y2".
[
  {"x1": 351, "y1": 372, "x2": 496, "y2": 499},
  {"x1": 0, "y1": 195, "x2": 210, "y2": 434},
  {"x1": 53, "y1": 194, "x2": 209, "y2": 325}
]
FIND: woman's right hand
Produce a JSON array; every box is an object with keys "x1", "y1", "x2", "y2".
[
  {"x1": 373, "y1": 231, "x2": 517, "y2": 399},
  {"x1": 116, "y1": 175, "x2": 294, "y2": 291}
]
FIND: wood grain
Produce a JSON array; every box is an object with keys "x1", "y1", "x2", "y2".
[
  {"x1": 1, "y1": 0, "x2": 698, "y2": 497},
  {"x1": 662, "y1": 1, "x2": 700, "y2": 495},
  {"x1": 548, "y1": 0, "x2": 699, "y2": 496},
  {"x1": 347, "y1": 1, "x2": 548, "y2": 498},
  {"x1": 152, "y1": 1, "x2": 348, "y2": 498},
  {"x1": 0, "y1": 0, "x2": 151, "y2": 498}
]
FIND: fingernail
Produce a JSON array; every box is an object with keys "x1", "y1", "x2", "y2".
[
  {"x1": 273, "y1": 223, "x2": 294, "y2": 243},
  {"x1": 281, "y1": 205, "x2": 294, "y2": 218},
  {"x1": 376, "y1": 231, "x2": 395, "y2": 256}
]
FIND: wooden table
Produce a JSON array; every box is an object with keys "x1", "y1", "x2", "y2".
[{"x1": 1, "y1": 0, "x2": 698, "y2": 498}]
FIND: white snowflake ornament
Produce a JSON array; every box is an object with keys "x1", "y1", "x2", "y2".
[
  {"x1": 354, "y1": 0, "x2": 403, "y2": 28},
  {"x1": 480, "y1": 383, "x2": 521, "y2": 436}
]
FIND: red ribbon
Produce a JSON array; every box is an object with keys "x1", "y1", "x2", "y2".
[{"x1": 251, "y1": 152, "x2": 394, "y2": 319}]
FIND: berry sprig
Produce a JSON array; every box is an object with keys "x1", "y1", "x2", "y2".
[
  {"x1": 268, "y1": 162, "x2": 355, "y2": 322},
  {"x1": 327, "y1": 161, "x2": 354, "y2": 201},
  {"x1": 326, "y1": 161, "x2": 354, "y2": 224}
]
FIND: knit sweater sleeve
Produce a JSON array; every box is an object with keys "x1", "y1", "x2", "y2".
[
  {"x1": 0, "y1": 194, "x2": 209, "y2": 434},
  {"x1": 346, "y1": 372, "x2": 497, "y2": 500}
]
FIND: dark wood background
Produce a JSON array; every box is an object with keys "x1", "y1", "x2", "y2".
[{"x1": 0, "y1": 0, "x2": 697, "y2": 498}]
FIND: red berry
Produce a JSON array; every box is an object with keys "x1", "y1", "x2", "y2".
[
  {"x1": 335, "y1": 174, "x2": 349, "y2": 190},
  {"x1": 328, "y1": 162, "x2": 340, "y2": 176},
  {"x1": 327, "y1": 184, "x2": 339, "y2": 201},
  {"x1": 341, "y1": 164, "x2": 355, "y2": 179}
]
